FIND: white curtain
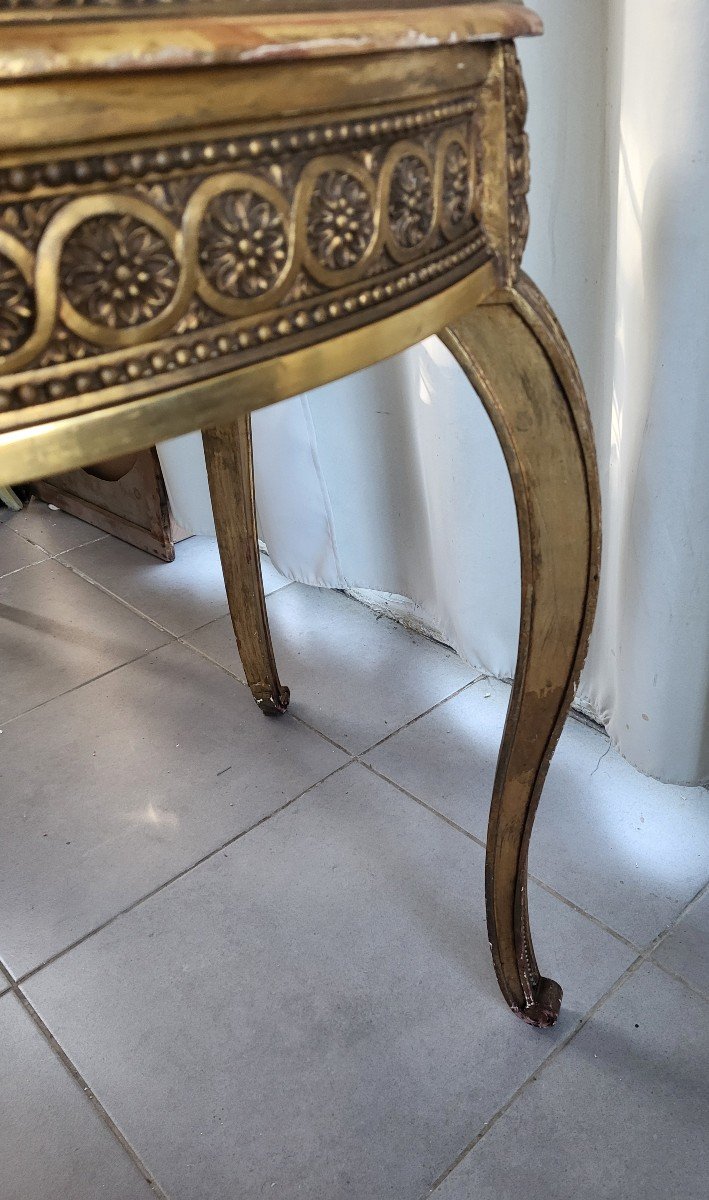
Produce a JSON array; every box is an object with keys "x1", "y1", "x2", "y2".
[{"x1": 159, "y1": 0, "x2": 709, "y2": 786}]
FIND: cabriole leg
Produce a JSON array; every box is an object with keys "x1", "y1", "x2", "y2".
[
  {"x1": 440, "y1": 275, "x2": 601, "y2": 1026},
  {"x1": 203, "y1": 414, "x2": 290, "y2": 716}
]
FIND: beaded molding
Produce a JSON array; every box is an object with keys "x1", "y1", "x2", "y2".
[{"x1": 0, "y1": 94, "x2": 490, "y2": 410}]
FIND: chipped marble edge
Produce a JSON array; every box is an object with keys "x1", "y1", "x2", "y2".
[{"x1": 0, "y1": 8, "x2": 543, "y2": 81}]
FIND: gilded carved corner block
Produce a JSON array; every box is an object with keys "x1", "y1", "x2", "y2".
[
  {"x1": 476, "y1": 43, "x2": 531, "y2": 287},
  {"x1": 504, "y1": 45, "x2": 531, "y2": 276}
]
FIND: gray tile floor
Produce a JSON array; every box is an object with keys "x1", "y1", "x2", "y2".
[{"x1": 1, "y1": 501, "x2": 708, "y2": 1200}]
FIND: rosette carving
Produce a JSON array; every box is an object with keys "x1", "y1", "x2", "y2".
[
  {"x1": 306, "y1": 170, "x2": 374, "y2": 272},
  {"x1": 388, "y1": 154, "x2": 434, "y2": 249},
  {"x1": 442, "y1": 141, "x2": 471, "y2": 233},
  {"x1": 61, "y1": 213, "x2": 178, "y2": 329},
  {"x1": 0, "y1": 253, "x2": 34, "y2": 358},
  {"x1": 198, "y1": 190, "x2": 288, "y2": 300}
]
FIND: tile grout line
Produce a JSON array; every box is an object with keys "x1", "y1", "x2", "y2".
[
  {"x1": 361, "y1": 759, "x2": 490, "y2": 845},
  {"x1": 112, "y1": 601, "x2": 622, "y2": 777},
  {"x1": 5, "y1": 546, "x2": 707, "y2": 1191},
  {"x1": 19, "y1": 735, "x2": 695, "y2": 994},
  {"x1": 8, "y1": 543, "x2": 619, "y2": 783},
  {"x1": 2, "y1": 542, "x2": 183, "y2": 727},
  {"x1": 174, "y1": 592, "x2": 287, "y2": 647},
  {"x1": 352, "y1": 674, "x2": 488, "y2": 756},
  {"x1": 197, "y1": 645, "x2": 646, "y2": 960},
  {"x1": 176, "y1": 619, "x2": 487, "y2": 756},
  {"x1": 358, "y1": 760, "x2": 709, "y2": 965},
  {"x1": 25, "y1": 533, "x2": 645, "y2": 767},
  {"x1": 5, "y1": 509, "x2": 109, "y2": 555},
  {"x1": 6, "y1": 532, "x2": 707, "y2": 807},
  {"x1": 3, "y1": 644, "x2": 491, "y2": 982},
  {"x1": 171, "y1": 641, "x2": 650, "y2": 963},
  {"x1": 4, "y1": 558, "x2": 287, "y2": 730},
  {"x1": 179, "y1": 627, "x2": 487, "y2": 760},
  {"x1": 359, "y1": 759, "x2": 643, "y2": 953},
  {"x1": 367, "y1": 756, "x2": 709, "y2": 960},
  {"x1": 1, "y1": 536, "x2": 634, "y2": 775},
  {"x1": 0, "y1": 524, "x2": 108, "y2": 575},
  {"x1": 0, "y1": 552, "x2": 48, "y2": 580},
  {"x1": 4, "y1": 559, "x2": 440, "y2": 978},
  {"x1": 55, "y1": 545, "x2": 289, "y2": 644},
  {"x1": 6, "y1": 531, "x2": 707, "y2": 1190},
  {"x1": 6, "y1": 559, "x2": 705, "y2": 971},
  {"x1": 6, "y1": 793, "x2": 706, "y2": 1199},
  {"x1": 14, "y1": 759, "x2": 353, "y2": 989},
  {"x1": 643, "y1": 877, "x2": 709, "y2": 958},
  {"x1": 288, "y1": 675, "x2": 486, "y2": 758},
  {"x1": 422, "y1": 952, "x2": 649, "y2": 1199},
  {"x1": 423, "y1": 875, "x2": 709, "y2": 1197},
  {"x1": 524, "y1": 877, "x2": 642, "y2": 952},
  {"x1": 174, "y1": 634, "x2": 356, "y2": 758},
  {"x1": 0, "y1": 643, "x2": 176, "y2": 730},
  {"x1": 0, "y1": 563, "x2": 45, "y2": 581},
  {"x1": 56, "y1": 556, "x2": 188, "y2": 636},
  {"x1": 0, "y1": 962, "x2": 171, "y2": 1200},
  {"x1": 8, "y1": 554, "x2": 708, "y2": 1090},
  {"x1": 44, "y1": 534, "x2": 109, "y2": 556},
  {"x1": 650, "y1": 957, "x2": 709, "y2": 1005}
]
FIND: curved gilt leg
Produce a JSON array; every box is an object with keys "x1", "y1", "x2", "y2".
[
  {"x1": 440, "y1": 274, "x2": 601, "y2": 1026},
  {"x1": 202, "y1": 414, "x2": 290, "y2": 715}
]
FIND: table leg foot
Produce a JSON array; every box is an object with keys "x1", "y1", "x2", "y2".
[
  {"x1": 515, "y1": 976, "x2": 563, "y2": 1029},
  {"x1": 203, "y1": 414, "x2": 289, "y2": 717},
  {"x1": 440, "y1": 274, "x2": 601, "y2": 1027}
]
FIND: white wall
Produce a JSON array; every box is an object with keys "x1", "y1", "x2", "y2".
[{"x1": 160, "y1": 1, "x2": 709, "y2": 784}]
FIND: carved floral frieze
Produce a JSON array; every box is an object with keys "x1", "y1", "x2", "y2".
[
  {"x1": 198, "y1": 190, "x2": 289, "y2": 301},
  {"x1": 0, "y1": 253, "x2": 34, "y2": 358},
  {"x1": 307, "y1": 170, "x2": 375, "y2": 272},
  {"x1": 388, "y1": 153, "x2": 434, "y2": 250},
  {"x1": 0, "y1": 94, "x2": 491, "y2": 411}
]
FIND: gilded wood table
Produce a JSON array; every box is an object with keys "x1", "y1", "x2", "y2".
[{"x1": 0, "y1": 1, "x2": 600, "y2": 1028}]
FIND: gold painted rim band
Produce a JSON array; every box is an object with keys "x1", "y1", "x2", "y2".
[{"x1": 0, "y1": 261, "x2": 496, "y2": 487}]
